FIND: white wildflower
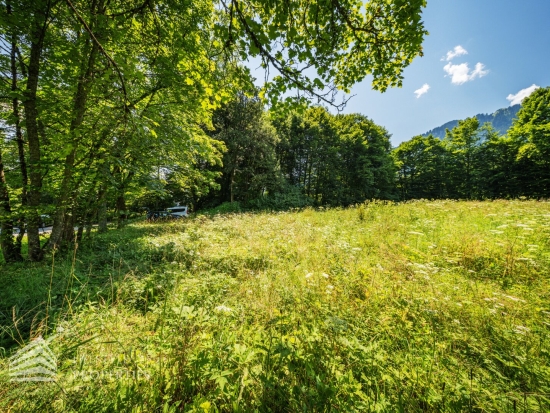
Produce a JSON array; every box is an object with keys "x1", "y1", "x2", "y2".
[
  {"x1": 502, "y1": 294, "x2": 526, "y2": 303},
  {"x1": 215, "y1": 305, "x2": 232, "y2": 313},
  {"x1": 513, "y1": 325, "x2": 530, "y2": 335}
]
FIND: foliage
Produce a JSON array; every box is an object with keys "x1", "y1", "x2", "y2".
[
  {"x1": 2, "y1": 200, "x2": 550, "y2": 411},
  {"x1": 0, "y1": 0, "x2": 429, "y2": 263},
  {"x1": 392, "y1": 134, "x2": 447, "y2": 199},
  {"x1": 394, "y1": 91, "x2": 550, "y2": 201},
  {"x1": 203, "y1": 93, "x2": 282, "y2": 206},
  {"x1": 275, "y1": 107, "x2": 396, "y2": 206},
  {"x1": 508, "y1": 86, "x2": 550, "y2": 198}
]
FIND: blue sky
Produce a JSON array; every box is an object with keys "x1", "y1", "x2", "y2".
[{"x1": 339, "y1": 0, "x2": 550, "y2": 145}]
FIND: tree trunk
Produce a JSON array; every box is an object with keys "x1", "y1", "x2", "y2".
[
  {"x1": 9, "y1": 2, "x2": 27, "y2": 257},
  {"x1": 0, "y1": 148, "x2": 21, "y2": 263},
  {"x1": 76, "y1": 224, "x2": 84, "y2": 244},
  {"x1": 85, "y1": 213, "x2": 93, "y2": 238},
  {"x1": 230, "y1": 168, "x2": 235, "y2": 203},
  {"x1": 97, "y1": 182, "x2": 108, "y2": 233},
  {"x1": 116, "y1": 194, "x2": 127, "y2": 228},
  {"x1": 22, "y1": 3, "x2": 50, "y2": 261},
  {"x1": 48, "y1": 38, "x2": 99, "y2": 250}
]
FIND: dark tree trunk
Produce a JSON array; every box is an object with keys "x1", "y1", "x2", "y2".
[
  {"x1": 85, "y1": 213, "x2": 93, "y2": 238},
  {"x1": 76, "y1": 224, "x2": 84, "y2": 244},
  {"x1": 0, "y1": 149, "x2": 21, "y2": 263},
  {"x1": 97, "y1": 185, "x2": 108, "y2": 233},
  {"x1": 22, "y1": 2, "x2": 50, "y2": 261},
  {"x1": 116, "y1": 194, "x2": 127, "y2": 228},
  {"x1": 9, "y1": 2, "x2": 27, "y2": 257}
]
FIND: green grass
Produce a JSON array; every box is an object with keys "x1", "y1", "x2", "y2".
[{"x1": 1, "y1": 200, "x2": 550, "y2": 412}]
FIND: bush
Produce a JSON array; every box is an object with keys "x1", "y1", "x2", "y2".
[{"x1": 246, "y1": 185, "x2": 313, "y2": 211}]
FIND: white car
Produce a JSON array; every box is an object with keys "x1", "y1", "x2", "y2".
[{"x1": 166, "y1": 206, "x2": 189, "y2": 218}]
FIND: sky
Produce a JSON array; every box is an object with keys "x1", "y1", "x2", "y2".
[
  {"x1": 337, "y1": 0, "x2": 550, "y2": 145},
  {"x1": 249, "y1": 1, "x2": 550, "y2": 146}
]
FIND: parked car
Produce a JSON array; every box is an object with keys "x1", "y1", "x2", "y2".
[
  {"x1": 146, "y1": 210, "x2": 171, "y2": 221},
  {"x1": 166, "y1": 205, "x2": 189, "y2": 219},
  {"x1": 146, "y1": 205, "x2": 189, "y2": 222}
]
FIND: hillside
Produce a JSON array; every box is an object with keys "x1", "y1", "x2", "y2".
[{"x1": 423, "y1": 104, "x2": 521, "y2": 139}]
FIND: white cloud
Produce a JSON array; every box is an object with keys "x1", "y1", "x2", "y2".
[
  {"x1": 443, "y1": 62, "x2": 488, "y2": 85},
  {"x1": 443, "y1": 45, "x2": 468, "y2": 61},
  {"x1": 506, "y1": 84, "x2": 540, "y2": 105},
  {"x1": 414, "y1": 83, "x2": 430, "y2": 98}
]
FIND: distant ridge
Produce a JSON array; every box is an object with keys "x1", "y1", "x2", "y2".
[{"x1": 422, "y1": 104, "x2": 521, "y2": 139}]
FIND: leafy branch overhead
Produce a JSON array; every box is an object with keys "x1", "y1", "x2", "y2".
[{"x1": 218, "y1": 0, "x2": 428, "y2": 108}]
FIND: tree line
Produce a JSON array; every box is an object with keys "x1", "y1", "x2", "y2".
[
  {"x1": 393, "y1": 87, "x2": 550, "y2": 200},
  {"x1": 147, "y1": 86, "x2": 549, "y2": 217}
]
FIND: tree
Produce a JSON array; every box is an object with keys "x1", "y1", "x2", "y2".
[
  {"x1": 219, "y1": 0, "x2": 428, "y2": 107},
  {"x1": 393, "y1": 135, "x2": 448, "y2": 200},
  {"x1": 275, "y1": 107, "x2": 395, "y2": 206},
  {"x1": 509, "y1": 87, "x2": 550, "y2": 197},
  {"x1": 208, "y1": 94, "x2": 281, "y2": 204},
  {"x1": 444, "y1": 117, "x2": 481, "y2": 199}
]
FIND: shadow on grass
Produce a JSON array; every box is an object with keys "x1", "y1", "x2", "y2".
[{"x1": 0, "y1": 220, "x2": 185, "y2": 350}]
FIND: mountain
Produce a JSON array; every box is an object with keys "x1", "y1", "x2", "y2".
[{"x1": 422, "y1": 104, "x2": 521, "y2": 139}]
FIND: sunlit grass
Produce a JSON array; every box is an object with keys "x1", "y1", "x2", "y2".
[{"x1": 1, "y1": 200, "x2": 550, "y2": 411}]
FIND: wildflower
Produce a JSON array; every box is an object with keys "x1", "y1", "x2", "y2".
[
  {"x1": 321, "y1": 273, "x2": 330, "y2": 278},
  {"x1": 305, "y1": 273, "x2": 313, "y2": 279},
  {"x1": 215, "y1": 305, "x2": 232, "y2": 313},
  {"x1": 502, "y1": 294, "x2": 526, "y2": 303},
  {"x1": 408, "y1": 231, "x2": 425, "y2": 236},
  {"x1": 513, "y1": 325, "x2": 530, "y2": 335}
]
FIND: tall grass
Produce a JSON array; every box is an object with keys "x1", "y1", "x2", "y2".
[{"x1": 1, "y1": 200, "x2": 550, "y2": 412}]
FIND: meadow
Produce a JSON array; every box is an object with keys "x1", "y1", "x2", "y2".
[{"x1": 1, "y1": 200, "x2": 550, "y2": 412}]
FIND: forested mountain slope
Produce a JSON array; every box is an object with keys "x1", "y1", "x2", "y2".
[{"x1": 423, "y1": 104, "x2": 521, "y2": 138}]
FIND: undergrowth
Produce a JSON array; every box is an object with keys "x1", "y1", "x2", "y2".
[{"x1": 1, "y1": 200, "x2": 550, "y2": 412}]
